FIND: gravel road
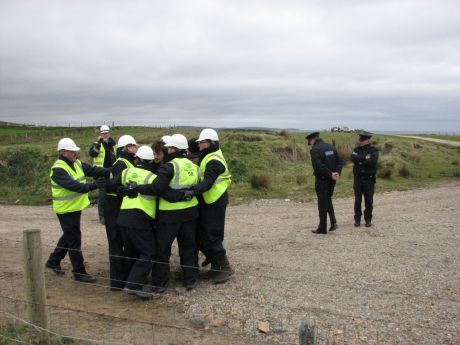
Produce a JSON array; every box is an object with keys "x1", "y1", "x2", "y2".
[{"x1": 0, "y1": 181, "x2": 459, "y2": 344}]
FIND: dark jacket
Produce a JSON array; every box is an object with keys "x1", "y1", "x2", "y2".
[
  {"x1": 310, "y1": 139, "x2": 343, "y2": 180},
  {"x1": 351, "y1": 144, "x2": 379, "y2": 180},
  {"x1": 51, "y1": 155, "x2": 110, "y2": 193},
  {"x1": 89, "y1": 137, "x2": 117, "y2": 168},
  {"x1": 136, "y1": 150, "x2": 199, "y2": 222},
  {"x1": 194, "y1": 143, "x2": 229, "y2": 207}
]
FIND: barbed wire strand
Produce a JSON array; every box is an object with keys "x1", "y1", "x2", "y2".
[
  {"x1": 0, "y1": 310, "x2": 134, "y2": 345},
  {"x1": 0, "y1": 294, "x2": 198, "y2": 334},
  {"x1": 3, "y1": 237, "x2": 457, "y2": 304}
]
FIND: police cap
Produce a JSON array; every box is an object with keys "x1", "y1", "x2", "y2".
[
  {"x1": 305, "y1": 131, "x2": 320, "y2": 141},
  {"x1": 358, "y1": 131, "x2": 373, "y2": 141}
]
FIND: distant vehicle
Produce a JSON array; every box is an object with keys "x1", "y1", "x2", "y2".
[{"x1": 331, "y1": 126, "x2": 351, "y2": 133}]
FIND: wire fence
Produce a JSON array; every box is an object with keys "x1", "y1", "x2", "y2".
[{"x1": 0, "y1": 235, "x2": 458, "y2": 345}]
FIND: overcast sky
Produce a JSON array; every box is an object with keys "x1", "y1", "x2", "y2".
[{"x1": 0, "y1": 0, "x2": 459, "y2": 132}]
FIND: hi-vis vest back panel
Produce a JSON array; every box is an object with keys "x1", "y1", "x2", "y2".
[
  {"x1": 92, "y1": 142, "x2": 117, "y2": 167},
  {"x1": 106, "y1": 157, "x2": 135, "y2": 197},
  {"x1": 120, "y1": 167, "x2": 157, "y2": 218},
  {"x1": 50, "y1": 159, "x2": 90, "y2": 214},
  {"x1": 199, "y1": 149, "x2": 232, "y2": 204},
  {"x1": 159, "y1": 158, "x2": 200, "y2": 211}
]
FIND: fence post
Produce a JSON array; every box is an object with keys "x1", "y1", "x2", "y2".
[
  {"x1": 299, "y1": 319, "x2": 317, "y2": 345},
  {"x1": 23, "y1": 229, "x2": 50, "y2": 344}
]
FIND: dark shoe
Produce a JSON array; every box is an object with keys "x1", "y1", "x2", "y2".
[
  {"x1": 151, "y1": 285, "x2": 166, "y2": 294},
  {"x1": 74, "y1": 273, "x2": 97, "y2": 283},
  {"x1": 198, "y1": 261, "x2": 219, "y2": 280},
  {"x1": 45, "y1": 261, "x2": 65, "y2": 276},
  {"x1": 213, "y1": 256, "x2": 234, "y2": 284},
  {"x1": 311, "y1": 229, "x2": 327, "y2": 234},
  {"x1": 123, "y1": 287, "x2": 155, "y2": 300},
  {"x1": 99, "y1": 217, "x2": 105, "y2": 225},
  {"x1": 354, "y1": 220, "x2": 361, "y2": 227},
  {"x1": 184, "y1": 281, "x2": 197, "y2": 291},
  {"x1": 328, "y1": 223, "x2": 338, "y2": 232},
  {"x1": 365, "y1": 220, "x2": 372, "y2": 227}
]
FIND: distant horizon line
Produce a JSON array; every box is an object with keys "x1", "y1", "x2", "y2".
[{"x1": 0, "y1": 120, "x2": 459, "y2": 135}]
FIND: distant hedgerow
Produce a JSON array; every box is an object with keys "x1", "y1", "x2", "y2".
[{"x1": 250, "y1": 173, "x2": 271, "y2": 190}]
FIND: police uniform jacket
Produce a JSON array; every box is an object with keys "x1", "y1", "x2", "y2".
[
  {"x1": 351, "y1": 144, "x2": 379, "y2": 180},
  {"x1": 310, "y1": 139, "x2": 343, "y2": 179}
]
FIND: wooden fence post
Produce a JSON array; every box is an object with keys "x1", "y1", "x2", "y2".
[
  {"x1": 299, "y1": 319, "x2": 318, "y2": 345},
  {"x1": 23, "y1": 229, "x2": 50, "y2": 344}
]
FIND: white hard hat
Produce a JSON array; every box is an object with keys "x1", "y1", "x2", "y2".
[
  {"x1": 118, "y1": 135, "x2": 137, "y2": 147},
  {"x1": 135, "y1": 145, "x2": 155, "y2": 160},
  {"x1": 161, "y1": 135, "x2": 172, "y2": 146},
  {"x1": 164, "y1": 134, "x2": 188, "y2": 150},
  {"x1": 100, "y1": 125, "x2": 110, "y2": 133},
  {"x1": 196, "y1": 128, "x2": 219, "y2": 142},
  {"x1": 57, "y1": 138, "x2": 80, "y2": 152}
]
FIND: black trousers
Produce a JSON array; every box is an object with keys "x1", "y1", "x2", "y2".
[
  {"x1": 103, "y1": 196, "x2": 127, "y2": 289},
  {"x1": 122, "y1": 226, "x2": 155, "y2": 291},
  {"x1": 153, "y1": 218, "x2": 198, "y2": 286},
  {"x1": 48, "y1": 211, "x2": 86, "y2": 274},
  {"x1": 315, "y1": 178, "x2": 337, "y2": 233},
  {"x1": 198, "y1": 205, "x2": 227, "y2": 263},
  {"x1": 98, "y1": 187, "x2": 106, "y2": 221},
  {"x1": 354, "y1": 178, "x2": 375, "y2": 222}
]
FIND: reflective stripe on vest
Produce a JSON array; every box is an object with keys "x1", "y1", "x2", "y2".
[
  {"x1": 120, "y1": 167, "x2": 157, "y2": 218},
  {"x1": 159, "y1": 158, "x2": 199, "y2": 211},
  {"x1": 199, "y1": 149, "x2": 232, "y2": 204},
  {"x1": 106, "y1": 157, "x2": 135, "y2": 197},
  {"x1": 50, "y1": 159, "x2": 90, "y2": 214}
]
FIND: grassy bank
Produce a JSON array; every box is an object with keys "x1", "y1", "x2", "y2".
[{"x1": 0, "y1": 124, "x2": 459, "y2": 205}]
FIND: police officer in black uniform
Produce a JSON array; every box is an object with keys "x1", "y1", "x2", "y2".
[
  {"x1": 306, "y1": 132, "x2": 343, "y2": 234},
  {"x1": 351, "y1": 131, "x2": 379, "y2": 227}
]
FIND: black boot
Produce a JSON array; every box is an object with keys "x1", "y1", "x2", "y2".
[
  {"x1": 212, "y1": 256, "x2": 234, "y2": 284},
  {"x1": 198, "y1": 261, "x2": 219, "y2": 279}
]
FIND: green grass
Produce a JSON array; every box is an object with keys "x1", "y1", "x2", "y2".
[
  {"x1": 0, "y1": 324, "x2": 76, "y2": 344},
  {"x1": 415, "y1": 134, "x2": 460, "y2": 141},
  {"x1": 0, "y1": 125, "x2": 459, "y2": 205}
]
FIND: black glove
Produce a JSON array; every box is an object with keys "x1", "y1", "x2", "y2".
[
  {"x1": 116, "y1": 185, "x2": 127, "y2": 197},
  {"x1": 182, "y1": 190, "x2": 196, "y2": 201},
  {"x1": 95, "y1": 177, "x2": 106, "y2": 189},
  {"x1": 125, "y1": 182, "x2": 138, "y2": 199}
]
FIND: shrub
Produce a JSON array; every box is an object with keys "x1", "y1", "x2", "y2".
[
  {"x1": 226, "y1": 134, "x2": 263, "y2": 142},
  {"x1": 250, "y1": 173, "x2": 271, "y2": 190},
  {"x1": 336, "y1": 145, "x2": 353, "y2": 165},
  {"x1": 452, "y1": 161, "x2": 459, "y2": 165},
  {"x1": 382, "y1": 143, "x2": 393, "y2": 155},
  {"x1": 296, "y1": 174, "x2": 307, "y2": 185},
  {"x1": 378, "y1": 161, "x2": 394, "y2": 179},
  {"x1": 409, "y1": 151, "x2": 421, "y2": 163},
  {"x1": 272, "y1": 146, "x2": 306, "y2": 162},
  {"x1": 278, "y1": 129, "x2": 289, "y2": 137},
  {"x1": 453, "y1": 171, "x2": 460, "y2": 178},
  {"x1": 398, "y1": 165, "x2": 411, "y2": 178}
]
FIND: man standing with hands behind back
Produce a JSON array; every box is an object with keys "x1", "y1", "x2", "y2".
[
  {"x1": 306, "y1": 132, "x2": 343, "y2": 235},
  {"x1": 351, "y1": 131, "x2": 379, "y2": 227}
]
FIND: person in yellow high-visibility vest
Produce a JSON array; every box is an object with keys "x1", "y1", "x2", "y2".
[
  {"x1": 182, "y1": 128, "x2": 233, "y2": 284},
  {"x1": 103, "y1": 134, "x2": 138, "y2": 291},
  {"x1": 89, "y1": 125, "x2": 117, "y2": 224},
  {"x1": 46, "y1": 138, "x2": 109, "y2": 283},
  {"x1": 135, "y1": 134, "x2": 201, "y2": 292}
]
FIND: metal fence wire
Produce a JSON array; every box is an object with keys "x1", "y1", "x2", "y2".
[{"x1": 0, "y1": 236, "x2": 458, "y2": 345}]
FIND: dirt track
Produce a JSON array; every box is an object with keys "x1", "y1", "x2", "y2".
[
  {"x1": 397, "y1": 135, "x2": 460, "y2": 147},
  {"x1": 0, "y1": 181, "x2": 459, "y2": 344}
]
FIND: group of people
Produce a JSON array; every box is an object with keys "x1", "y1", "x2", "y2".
[
  {"x1": 305, "y1": 130, "x2": 379, "y2": 234},
  {"x1": 45, "y1": 125, "x2": 378, "y2": 300},
  {"x1": 46, "y1": 126, "x2": 233, "y2": 300}
]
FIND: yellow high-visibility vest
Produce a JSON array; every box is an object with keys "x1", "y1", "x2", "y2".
[
  {"x1": 199, "y1": 149, "x2": 231, "y2": 204},
  {"x1": 120, "y1": 167, "x2": 157, "y2": 218},
  {"x1": 159, "y1": 158, "x2": 200, "y2": 211},
  {"x1": 50, "y1": 159, "x2": 90, "y2": 214}
]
